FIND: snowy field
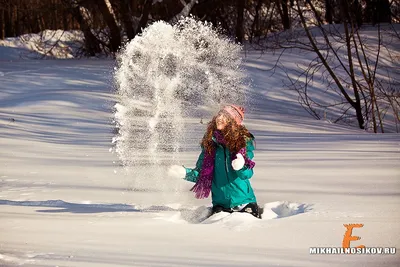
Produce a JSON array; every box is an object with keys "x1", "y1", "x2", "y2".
[{"x1": 1, "y1": 37, "x2": 399, "y2": 266}]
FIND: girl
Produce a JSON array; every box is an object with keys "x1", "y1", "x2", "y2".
[{"x1": 171, "y1": 104, "x2": 262, "y2": 219}]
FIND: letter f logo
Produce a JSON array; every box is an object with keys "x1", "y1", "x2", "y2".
[{"x1": 342, "y1": 224, "x2": 365, "y2": 248}]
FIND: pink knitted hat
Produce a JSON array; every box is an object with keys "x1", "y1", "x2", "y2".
[{"x1": 222, "y1": 104, "x2": 245, "y2": 125}]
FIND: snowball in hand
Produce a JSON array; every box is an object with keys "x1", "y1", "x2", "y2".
[
  {"x1": 168, "y1": 165, "x2": 186, "y2": 178},
  {"x1": 232, "y1": 153, "x2": 245, "y2": 170}
]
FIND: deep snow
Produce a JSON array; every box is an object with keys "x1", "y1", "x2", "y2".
[{"x1": 0, "y1": 30, "x2": 399, "y2": 266}]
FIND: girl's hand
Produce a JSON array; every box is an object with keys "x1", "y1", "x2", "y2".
[
  {"x1": 167, "y1": 165, "x2": 186, "y2": 178},
  {"x1": 232, "y1": 153, "x2": 245, "y2": 170}
]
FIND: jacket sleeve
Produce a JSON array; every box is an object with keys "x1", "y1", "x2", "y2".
[
  {"x1": 235, "y1": 138, "x2": 255, "y2": 180},
  {"x1": 183, "y1": 148, "x2": 204, "y2": 183}
]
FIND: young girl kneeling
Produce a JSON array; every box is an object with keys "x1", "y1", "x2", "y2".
[{"x1": 178, "y1": 104, "x2": 262, "y2": 218}]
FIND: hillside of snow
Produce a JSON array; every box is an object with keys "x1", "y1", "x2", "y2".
[{"x1": 0, "y1": 26, "x2": 399, "y2": 267}]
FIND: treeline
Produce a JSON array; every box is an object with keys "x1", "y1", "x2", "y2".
[{"x1": 0, "y1": 0, "x2": 398, "y2": 55}]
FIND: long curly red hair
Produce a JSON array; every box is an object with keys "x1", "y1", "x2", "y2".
[{"x1": 201, "y1": 113, "x2": 253, "y2": 155}]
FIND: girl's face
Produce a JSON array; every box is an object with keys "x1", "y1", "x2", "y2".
[{"x1": 216, "y1": 113, "x2": 229, "y2": 130}]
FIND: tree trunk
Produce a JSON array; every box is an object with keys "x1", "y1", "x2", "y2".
[
  {"x1": 13, "y1": 2, "x2": 20, "y2": 36},
  {"x1": 281, "y1": 0, "x2": 290, "y2": 29},
  {"x1": 250, "y1": 0, "x2": 263, "y2": 42},
  {"x1": 350, "y1": 0, "x2": 363, "y2": 27},
  {"x1": 0, "y1": 8, "x2": 4, "y2": 39},
  {"x1": 63, "y1": 8, "x2": 69, "y2": 30},
  {"x1": 6, "y1": 3, "x2": 14, "y2": 37},
  {"x1": 73, "y1": 6, "x2": 102, "y2": 56},
  {"x1": 297, "y1": 0, "x2": 365, "y2": 129},
  {"x1": 170, "y1": 0, "x2": 198, "y2": 24},
  {"x1": 340, "y1": 0, "x2": 365, "y2": 129},
  {"x1": 120, "y1": 0, "x2": 135, "y2": 40},
  {"x1": 325, "y1": 0, "x2": 333, "y2": 24},
  {"x1": 53, "y1": 0, "x2": 58, "y2": 29},
  {"x1": 365, "y1": 0, "x2": 392, "y2": 24},
  {"x1": 136, "y1": 0, "x2": 152, "y2": 35},
  {"x1": 95, "y1": 0, "x2": 121, "y2": 52},
  {"x1": 235, "y1": 0, "x2": 245, "y2": 43},
  {"x1": 377, "y1": 0, "x2": 391, "y2": 23},
  {"x1": 37, "y1": 14, "x2": 45, "y2": 33},
  {"x1": 4, "y1": 4, "x2": 10, "y2": 37},
  {"x1": 276, "y1": 0, "x2": 290, "y2": 30}
]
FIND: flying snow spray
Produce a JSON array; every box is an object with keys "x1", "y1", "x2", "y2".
[{"x1": 113, "y1": 17, "x2": 246, "y2": 192}]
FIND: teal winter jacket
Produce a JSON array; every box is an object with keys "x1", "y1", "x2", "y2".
[{"x1": 184, "y1": 136, "x2": 256, "y2": 208}]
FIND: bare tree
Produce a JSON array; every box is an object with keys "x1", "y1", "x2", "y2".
[
  {"x1": 325, "y1": 0, "x2": 333, "y2": 24},
  {"x1": 365, "y1": 0, "x2": 392, "y2": 25},
  {"x1": 119, "y1": 0, "x2": 135, "y2": 40},
  {"x1": 0, "y1": 1, "x2": 4, "y2": 39},
  {"x1": 235, "y1": 0, "x2": 245, "y2": 43},
  {"x1": 68, "y1": 2, "x2": 102, "y2": 56},
  {"x1": 272, "y1": 0, "x2": 399, "y2": 132},
  {"x1": 249, "y1": 0, "x2": 263, "y2": 41},
  {"x1": 136, "y1": 0, "x2": 152, "y2": 35},
  {"x1": 276, "y1": 0, "x2": 291, "y2": 30},
  {"x1": 93, "y1": 0, "x2": 121, "y2": 52}
]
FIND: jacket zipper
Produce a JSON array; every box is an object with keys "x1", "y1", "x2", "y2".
[
  {"x1": 223, "y1": 147, "x2": 232, "y2": 207},
  {"x1": 223, "y1": 147, "x2": 229, "y2": 182}
]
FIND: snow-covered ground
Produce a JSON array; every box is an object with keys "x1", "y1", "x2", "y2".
[
  {"x1": 1, "y1": 33, "x2": 399, "y2": 266},
  {"x1": 0, "y1": 30, "x2": 84, "y2": 59}
]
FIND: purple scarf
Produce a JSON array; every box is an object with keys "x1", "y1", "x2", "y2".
[{"x1": 190, "y1": 131, "x2": 255, "y2": 199}]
